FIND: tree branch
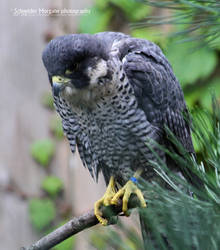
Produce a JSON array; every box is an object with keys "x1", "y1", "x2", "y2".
[
  {"x1": 21, "y1": 209, "x2": 98, "y2": 250},
  {"x1": 21, "y1": 198, "x2": 140, "y2": 250}
]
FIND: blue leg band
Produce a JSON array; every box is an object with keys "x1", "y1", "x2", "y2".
[{"x1": 130, "y1": 176, "x2": 138, "y2": 184}]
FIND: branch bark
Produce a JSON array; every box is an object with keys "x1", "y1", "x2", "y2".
[
  {"x1": 21, "y1": 198, "x2": 140, "y2": 250},
  {"x1": 21, "y1": 209, "x2": 98, "y2": 250}
]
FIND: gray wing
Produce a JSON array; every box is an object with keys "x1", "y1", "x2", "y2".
[{"x1": 120, "y1": 38, "x2": 194, "y2": 153}]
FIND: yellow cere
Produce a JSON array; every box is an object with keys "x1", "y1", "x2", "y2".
[{"x1": 52, "y1": 75, "x2": 71, "y2": 84}]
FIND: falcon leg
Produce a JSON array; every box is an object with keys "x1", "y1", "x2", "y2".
[
  {"x1": 111, "y1": 169, "x2": 146, "y2": 215},
  {"x1": 94, "y1": 176, "x2": 116, "y2": 226}
]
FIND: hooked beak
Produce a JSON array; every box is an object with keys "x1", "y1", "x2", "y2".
[{"x1": 52, "y1": 76, "x2": 71, "y2": 96}]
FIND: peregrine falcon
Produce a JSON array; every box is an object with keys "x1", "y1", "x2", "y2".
[{"x1": 42, "y1": 32, "x2": 194, "y2": 226}]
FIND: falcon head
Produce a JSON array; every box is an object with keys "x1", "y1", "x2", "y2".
[{"x1": 42, "y1": 34, "x2": 113, "y2": 103}]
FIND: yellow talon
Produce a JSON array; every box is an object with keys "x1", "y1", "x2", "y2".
[
  {"x1": 94, "y1": 170, "x2": 146, "y2": 225},
  {"x1": 94, "y1": 176, "x2": 116, "y2": 225},
  {"x1": 111, "y1": 180, "x2": 146, "y2": 216}
]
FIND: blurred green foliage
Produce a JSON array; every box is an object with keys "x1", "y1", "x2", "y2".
[
  {"x1": 31, "y1": 139, "x2": 55, "y2": 167},
  {"x1": 80, "y1": 7, "x2": 113, "y2": 34},
  {"x1": 137, "y1": 0, "x2": 220, "y2": 49},
  {"x1": 50, "y1": 115, "x2": 64, "y2": 140},
  {"x1": 29, "y1": 198, "x2": 56, "y2": 231},
  {"x1": 109, "y1": 0, "x2": 151, "y2": 21},
  {"x1": 200, "y1": 78, "x2": 220, "y2": 109},
  {"x1": 165, "y1": 41, "x2": 217, "y2": 87},
  {"x1": 79, "y1": 0, "x2": 151, "y2": 34},
  {"x1": 131, "y1": 27, "x2": 166, "y2": 46},
  {"x1": 90, "y1": 222, "x2": 143, "y2": 250},
  {"x1": 41, "y1": 176, "x2": 64, "y2": 198},
  {"x1": 41, "y1": 92, "x2": 54, "y2": 110},
  {"x1": 29, "y1": 88, "x2": 67, "y2": 236}
]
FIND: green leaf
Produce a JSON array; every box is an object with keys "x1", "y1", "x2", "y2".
[
  {"x1": 41, "y1": 176, "x2": 63, "y2": 197},
  {"x1": 50, "y1": 115, "x2": 64, "y2": 140},
  {"x1": 79, "y1": 6, "x2": 113, "y2": 34},
  {"x1": 29, "y1": 198, "x2": 56, "y2": 231},
  {"x1": 165, "y1": 41, "x2": 217, "y2": 86},
  {"x1": 54, "y1": 221, "x2": 76, "y2": 250},
  {"x1": 31, "y1": 139, "x2": 55, "y2": 167}
]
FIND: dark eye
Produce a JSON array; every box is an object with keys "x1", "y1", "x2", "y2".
[{"x1": 65, "y1": 63, "x2": 79, "y2": 75}]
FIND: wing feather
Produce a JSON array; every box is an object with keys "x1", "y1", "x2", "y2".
[{"x1": 120, "y1": 38, "x2": 194, "y2": 153}]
